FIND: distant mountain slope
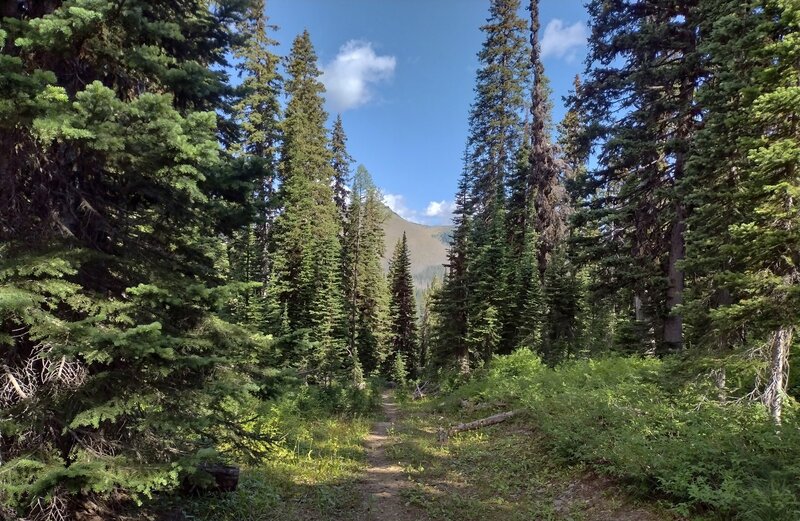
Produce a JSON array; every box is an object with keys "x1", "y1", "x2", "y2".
[{"x1": 381, "y1": 207, "x2": 451, "y2": 291}]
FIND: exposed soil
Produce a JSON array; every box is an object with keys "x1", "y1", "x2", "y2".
[{"x1": 358, "y1": 391, "x2": 429, "y2": 521}]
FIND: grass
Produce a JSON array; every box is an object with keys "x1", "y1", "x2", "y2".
[
  {"x1": 383, "y1": 395, "x2": 671, "y2": 521},
  {"x1": 153, "y1": 383, "x2": 381, "y2": 521},
  {"x1": 181, "y1": 416, "x2": 371, "y2": 521},
  {"x1": 416, "y1": 350, "x2": 800, "y2": 521}
]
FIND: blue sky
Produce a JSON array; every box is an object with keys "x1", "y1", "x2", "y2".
[{"x1": 266, "y1": 0, "x2": 589, "y2": 225}]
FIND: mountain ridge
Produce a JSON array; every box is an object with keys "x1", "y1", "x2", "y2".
[{"x1": 380, "y1": 206, "x2": 451, "y2": 291}]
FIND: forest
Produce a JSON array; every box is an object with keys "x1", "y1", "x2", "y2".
[{"x1": 1, "y1": 0, "x2": 799, "y2": 520}]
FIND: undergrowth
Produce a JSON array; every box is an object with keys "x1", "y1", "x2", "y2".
[
  {"x1": 163, "y1": 381, "x2": 381, "y2": 521},
  {"x1": 435, "y1": 350, "x2": 800, "y2": 521}
]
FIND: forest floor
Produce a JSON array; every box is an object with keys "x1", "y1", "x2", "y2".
[{"x1": 180, "y1": 389, "x2": 678, "y2": 521}]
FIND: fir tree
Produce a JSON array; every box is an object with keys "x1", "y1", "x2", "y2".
[
  {"x1": 268, "y1": 31, "x2": 345, "y2": 378},
  {"x1": 330, "y1": 114, "x2": 354, "y2": 226},
  {"x1": 433, "y1": 165, "x2": 472, "y2": 372},
  {"x1": 388, "y1": 233, "x2": 419, "y2": 379},
  {"x1": 226, "y1": 0, "x2": 283, "y2": 327},
  {"x1": 0, "y1": 1, "x2": 260, "y2": 515},
  {"x1": 342, "y1": 165, "x2": 390, "y2": 376},
  {"x1": 578, "y1": 0, "x2": 702, "y2": 353},
  {"x1": 684, "y1": 0, "x2": 800, "y2": 423},
  {"x1": 468, "y1": 187, "x2": 510, "y2": 359},
  {"x1": 418, "y1": 276, "x2": 442, "y2": 373}
]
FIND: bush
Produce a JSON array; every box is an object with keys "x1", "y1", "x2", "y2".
[{"x1": 444, "y1": 349, "x2": 800, "y2": 520}]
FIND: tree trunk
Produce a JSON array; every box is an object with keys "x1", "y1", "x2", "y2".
[
  {"x1": 663, "y1": 205, "x2": 685, "y2": 352},
  {"x1": 765, "y1": 326, "x2": 793, "y2": 425},
  {"x1": 438, "y1": 410, "x2": 520, "y2": 442}
]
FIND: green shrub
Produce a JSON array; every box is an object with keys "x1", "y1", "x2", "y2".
[{"x1": 445, "y1": 349, "x2": 800, "y2": 520}]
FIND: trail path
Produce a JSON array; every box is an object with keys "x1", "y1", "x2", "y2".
[{"x1": 359, "y1": 390, "x2": 428, "y2": 521}]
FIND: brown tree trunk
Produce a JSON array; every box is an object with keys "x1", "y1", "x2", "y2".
[{"x1": 663, "y1": 206, "x2": 685, "y2": 353}]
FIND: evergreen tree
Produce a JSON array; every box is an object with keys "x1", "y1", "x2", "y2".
[
  {"x1": 578, "y1": 0, "x2": 702, "y2": 353},
  {"x1": 342, "y1": 165, "x2": 390, "y2": 376},
  {"x1": 684, "y1": 0, "x2": 800, "y2": 423},
  {"x1": 226, "y1": 0, "x2": 283, "y2": 327},
  {"x1": 388, "y1": 233, "x2": 419, "y2": 379},
  {"x1": 418, "y1": 276, "x2": 442, "y2": 373},
  {"x1": 330, "y1": 114, "x2": 354, "y2": 226},
  {"x1": 541, "y1": 247, "x2": 583, "y2": 364},
  {"x1": 433, "y1": 165, "x2": 472, "y2": 372},
  {"x1": 468, "y1": 188, "x2": 510, "y2": 359},
  {"x1": 466, "y1": 0, "x2": 530, "y2": 218},
  {"x1": 511, "y1": 224, "x2": 545, "y2": 350},
  {"x1": 268, "y1": 31, "x2": 345, "y2": 378},
  {"x1": 529, "y1": 0, "x2": 567, "y2": 277},
  {"x1": 0, "y1": 1, "x2": 260, "y2": 516}
]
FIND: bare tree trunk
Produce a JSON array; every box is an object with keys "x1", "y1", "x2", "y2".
[
  {"x1": 663, "y1": 205, "x2": 685, "y2": 353},
  {"x1": 438, "y1": 410, "x2": 520, "y2": 442},
  {"x1": 765, "y1": 326, "x2": 793, "y2": 425},
  {"x1": 634, "y1": 294, "x2": 645, "y2": 322}
]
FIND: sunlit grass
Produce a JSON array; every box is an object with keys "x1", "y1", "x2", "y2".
[{"x1": 181, "y1": 415, "x2": 371, "y2": 521}]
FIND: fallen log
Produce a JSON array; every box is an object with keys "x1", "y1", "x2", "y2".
[{"x1": 437, "y1": 410, "x2": 521, "y2": 442}]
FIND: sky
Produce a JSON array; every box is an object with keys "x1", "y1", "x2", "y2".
[{"x1": 266, "y1": 0, "x2": 590, "y2": 225}]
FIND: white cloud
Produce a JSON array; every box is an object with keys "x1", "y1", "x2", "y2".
[
  {"x1": 322, "y1": 41, "x2": 396, "y2": 112},
  {"x1": 382, "y1": 192, "x2": 455, "y2": 225},
  {"x1": 382, "y1": 193, "x2": 418, "y2": 222},
  {"x1": 540, "y1": 20, "x2": 588, "y2": 61},
  {"x1": 425, "y1": 200, "x2": 456, "y2": 219}
]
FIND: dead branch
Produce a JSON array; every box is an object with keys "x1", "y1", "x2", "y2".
[{"x1": 437, "y1": 410, "x2": 521, "y2": 442}]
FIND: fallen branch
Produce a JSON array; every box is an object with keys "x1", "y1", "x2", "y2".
[{"x1": 438, "y1": 410, "x2": 521, "y2": 442}]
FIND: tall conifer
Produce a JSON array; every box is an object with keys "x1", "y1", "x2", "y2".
[
  {"x1": 388, "y1": 233, "x2": 419, "y2": 379},
  {"x1": 268, "y1": 31, "x2": 345, "y2": 377},
  {"x1": 342, "y1": 165, "x2": 390, "y2": 376},
  {"x1": 0, "y1": 1, "x2": 259, "y2": 515}
]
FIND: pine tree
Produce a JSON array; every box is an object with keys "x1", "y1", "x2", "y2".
[
  {"x1": 388, "y1": 233, "x2": 419, "y2": 379},
  {"x1": 226, "y1": 0, "x2": 283, "y2": 327},
  {"x1": 578, "y1": 0, "x2": 702, "y2": 353},
  {"x1": 684, "y1": 0, "x2": 800, "y2": 423},
  {"x1": 0, "y1": 1, "x2": 260, "y2": 515},
  {"x1": 342, "y1": 165, "x2": 390, "y2": 376},
  {"x1": 268, "y1": 31, "x2": 345, "y2": 378},
  {"x1": 330, "y1": 114, "x2": 354, "y2": 226}
]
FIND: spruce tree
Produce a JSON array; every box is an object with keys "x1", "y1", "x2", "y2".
[
  {"x1": 388, "y1": 233, "x2": 419, "y2": 379},
  {"x1": 0, "y1": 1, "x2": 260, "y2": 516},
  {"x1": 684, "y1": 0, "x2": 800, "y2": 423},
  {"x1": 268, "y1": 31, "x2": 345, "y2": 378},
  {"x1": 578, "y1": 0, "x2": 701, "y2": 353},
  {"x1": 330, "y1": 114, "x2": 354, "y2": 226},
  {"x1": 342, "y1": 165, "x2": 390, "y2": 377}
]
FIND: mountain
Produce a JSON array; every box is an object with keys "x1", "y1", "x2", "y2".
[{"x1": 381, "y1": 206, "x2": 451, "y2": 291}]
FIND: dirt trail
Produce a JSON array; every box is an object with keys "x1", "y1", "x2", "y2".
[{"x1": 359, "y1": 390, "x2": 428, "y2": 521}]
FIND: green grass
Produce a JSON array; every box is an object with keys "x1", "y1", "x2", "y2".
[
  {"x1": 421, "y1": 350, "x2": 800, "y2": 521},
  {"x1": 153, "y1": 383, "x2": 381, "y2": 521},
  {"x1": 181, "y1": 416, "x2": 371, "y2": 521},
  {"x1": 383, "y1": 396, "x2": 668, "y2": 521}
]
